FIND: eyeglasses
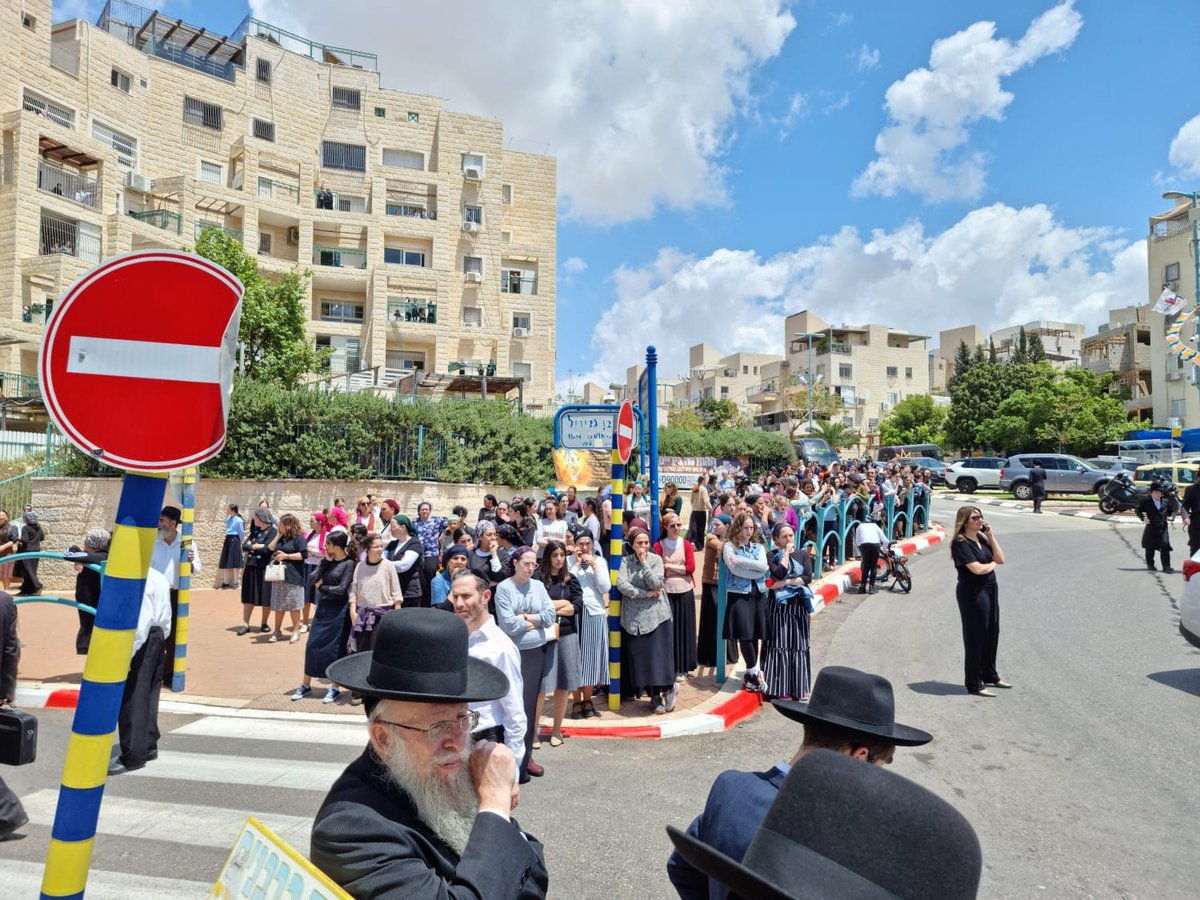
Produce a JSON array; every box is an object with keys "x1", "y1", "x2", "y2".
[
  {"x1": 968, "y1": 515, "x2": 983, "y2": 521},
  {"x1": 377, "y1": 710, "x2": 480, "y2": 742},
  {"x1": 667, "y1": 523, "x2": 681, "y2": 529}
]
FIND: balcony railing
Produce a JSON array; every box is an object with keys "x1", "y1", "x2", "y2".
[
  {"x1": 0, "y1": 372, "x2": 42, "y2": 399},
  {"x1": 314, "y1": 189, "x2": 367, "y2": 213},
  {"x1": 127, "y1": 209, "x2": 182, "y2": 234},
  {"x1": 501, "y1": 274, "x2": 538, "y2": 295},
  {"x1": 258, "y1": 175, "x2": 300, "y2": 204},
  {"x1": 38, "y1": 160, "x2": 100, "y2": 209},
  {"x1": 388, "y1": 299, "x2": 438, "y2": 324},
  {"x1": 230, "y1": 16, "x2": 378, "y2": 72},
  {"x1": 1151, "y1": 216, "x2": 1193, "y2": 241},
  {"x1": 385, "y1": 203, "x2": 437, "y2": 220},
  {"x1": 23, "y1": 93, "x2": 74, "y2": 129},
  {"x1": 195, "y1": 221, "x2": 244, "y2": 242},
  {"x1": 39, "y1": 215, "x2": 101, "y2": 263},
  {"x1": 313, "y1": 246, "x2": 367, "y2": 269}
]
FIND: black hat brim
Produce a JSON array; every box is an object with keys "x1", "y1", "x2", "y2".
[
  {"x1": 325, "y1": 653, "x2": 509, "y2": 704},
  {"x1": 666, "y1": 827, "x2": 795, "y2": 900},
  {"x1": 771, "y1": 699, "x2": 932, "y2": 746}
]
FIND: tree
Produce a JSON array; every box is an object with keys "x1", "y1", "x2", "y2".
[
  {"x1": 972, "y1": 344, "x2": 985, "y2": 364},
  {"x1": 945, "y1": 362, "x2": 1041, "y2": 450},
  {"x1": 808, "y1": 420, "x2": 859, "y2": 451},
  {"x1": 1010, "y1": 326, "x2": 1030, "y2": 365},
  {"x1": 696, "y1": 397, "x2": 740, "y2": 429},
  {"x1": 988, "y1": 339, "x2": 998, "y2": 363},
  {"x1": 878, "y1": 395, "x2": 948, "y2": 448},
  {"x1": 780, "y1": 378, "x2": 844, "y2": 439},
  {"x1": 668, "y1": 406, "x2": 704, "y2": 432},
  {"x1": 194, "y1": 228, "x2": 325, "y2": 388},
  {"x1": 951, "y1": 340, "x2": 974, "y2": 387},
  {"x1": 1027, "y1": 330, "x2": 1047, "y2": 363}
]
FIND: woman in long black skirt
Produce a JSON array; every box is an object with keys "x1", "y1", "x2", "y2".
[
  {"x1": 618, "y1": 527, "x2": 676, "y2": 713},
  {"x1": 289, "y1": 532, "x2": 355, "y2": 703},
  {"x1": 762, "y1": 523, "x2": 813, "y2": 701},
  {"x1": 238, "y1": 510, "x2": 276, "y2": 635},
  {"x1": 721, "y1": 512, "x2": 770, "y2": 693},
  {"x1": 654, "y1": 513, "x2": 697, "y2": 680},
  {"x1": 697, "y1": 515, "x2": 737, "y2": 667},
  {"x1": 686, "y1": 475, "x2": 710, "y2": 550},
  {"x1": 218, "y1": 504, "x2": 245, "y2": 590}
]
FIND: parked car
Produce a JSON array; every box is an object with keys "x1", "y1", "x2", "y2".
[
  {"x1": 877, "y1": 443, "x2": 946, "y2": 462},
  {"x1": 1180, "y1": 551, "x2": 1200, "y2": 649},
  {"x1": 1086, "y1": 457, "x2": 1139, "y2": 474},
  {"x1": 891, "y1": 456, "x2": 947, "y2": 485},
  {"x1": 944, "y1": 457, "x2": 1006, "y2": 493},
  {"x1": 1133, "y1": 462, "x2": 1199, "y2": 489},
  {"x1": 999, "y1": 454, "x2": 1113, "y2": 500},
  {"x1": 795, "y1": 437, "x2": 839, "y2": 468}
]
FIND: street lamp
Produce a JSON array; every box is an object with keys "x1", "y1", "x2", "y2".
[{"x1": 792, "y1": 331, "x2": 819, "y2": 432}]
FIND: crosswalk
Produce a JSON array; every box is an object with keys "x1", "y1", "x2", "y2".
[{"x1": 6, "y1": 710, "x2": 367, "y2": 898}]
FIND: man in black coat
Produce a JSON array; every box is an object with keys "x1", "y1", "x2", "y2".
[
  {"x1": 1137, "y1": 482, "x2": 1178, "y2": 573},
  {"x1": 1029, "y1": 460, "x2": 1047, "y2": 514},
  {"x1": 1181, "y1": 480, "x2": 1200, "y2": 556},
  {"x1": 311, "y1": 608, "x2": 549, "y2": 899}
]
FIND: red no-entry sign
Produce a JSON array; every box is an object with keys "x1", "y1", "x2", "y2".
[
  {"x1": 616, "y1": 400, "x2": 635, "y2": 464},
  {"x1": 38, "y1": 251, "x2": 243, "y2": 471}
]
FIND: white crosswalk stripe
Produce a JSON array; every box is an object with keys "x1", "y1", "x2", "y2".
[
  {"x1": 172, "y1": 715, "x2": 367, "y2": 747},
  {"x1": 123, "y1": 749, "x2": 349, "y2": 791},
  {"x1": 7, "y1": 859, "x2": 212, "y2": 899}
]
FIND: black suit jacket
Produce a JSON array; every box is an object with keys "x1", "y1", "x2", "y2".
[
  {"x1": 1137, "y1": 496, "x2": 1176, "y2": 551},
  {"x1": 311, "y1": 747, "x2": 549, "y2": 899},
  {"x1": 1181, "y1": 483, "x2": 1200, "y2": 520}
]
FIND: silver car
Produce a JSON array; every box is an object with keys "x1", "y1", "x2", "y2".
[{"x1": 999, "y1": 454, "x2": 1113, "y2": 500}]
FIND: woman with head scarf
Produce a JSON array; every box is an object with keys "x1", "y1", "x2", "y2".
[
  {"x1": 289, "y1": 531, "x2": 355, "y2": 704},
  {"x1": 237, "y1": 508, "x2": 277, "y2": 635},
  {"x1": 654, "y1": 512, "x2": 697, "y2": 683},
  {"x1": 302, "y1": 512, "x2": 331, "y2": 631},
  {"x1": 15, "y1": 510, "x2": 44, "y2": 596},
  {"x1": 618, "y1": 526, "x2": 674, "y2": 714},
  {"x1": 762, "y1": 521, "x2": 813, "y2": 701},
  {"x1": 69, "y1": 528, "x2": 110, "y2": 654},
  {"x1": 722, "y1": 511, "x2": 770, "y2": 694},
  {"x1": 430, "y1": 544, "x2": 471, "y2": 610},
  {"x1": 384, "y1": 515, "x2": 426, "y2": 607}
]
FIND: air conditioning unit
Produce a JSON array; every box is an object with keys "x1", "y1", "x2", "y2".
[
  {"x1": 464, "y1": 271, "x2": 482, "y2": 284},
  {"x1": 880, "y1": 402, "x2": 892, "y2": 412},
  {"x1": 512, "y1": 326, "x2": 529, "y2": 338},
  {"x1": 856, "y1": 397, "x2": 867, "y2": 406},
  {"x1": 287, "y1": 226, "x2": 300, "y2": 245},
  {"x1": 463, "y1": 166, "x2": 482, "y2": 181},
  {"x1": 462, "y1": 221, "x2": 480, "y2": 233},
  {"x1": 125, "y1": 171, "x2": 151, "y2": 192}
]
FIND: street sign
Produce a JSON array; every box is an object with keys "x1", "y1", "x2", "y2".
[
  {"x1": 558, "y1": 408, "x2": 641, "y2": 450},
  {"x1": 39, "y1": 250, "x2": 243, "y2": 471},
  {"x1": 617, "y1": 400, "x2": 635, "y2": 464}
]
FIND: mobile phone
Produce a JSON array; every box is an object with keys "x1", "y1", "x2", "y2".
[{"x1": 981, "y1": 522, "x2": 990, "y2": 533}]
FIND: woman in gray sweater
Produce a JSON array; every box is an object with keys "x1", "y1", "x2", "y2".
[{"x1": 618, "y1": 526, "x2": 676, "y2": 714}]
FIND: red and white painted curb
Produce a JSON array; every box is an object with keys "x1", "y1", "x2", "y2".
[
  {"x1": 14, "y1": 684, "x2": 81, "y2": 709},
  {"x1": 810, "y1": 527, "x2": 946, "y2": 613}
]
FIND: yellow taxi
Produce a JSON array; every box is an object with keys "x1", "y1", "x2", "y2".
[{"x1": 1134, "y1": 461, "x2": 1200, "y2": 488}]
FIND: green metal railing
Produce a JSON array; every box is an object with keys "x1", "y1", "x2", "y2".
[
  {"x1": 0, "y1": 372, "x2": 41, "y2": 400},
  {"x1": 258, "y1": 176, "x2": 300, "y2": 204},
  {"x1": 313, "y1": 246, "x2": 367, "y2": 269},
  {"x1": 195, "y1": 221, "x2": 244, "y2": 242},
  {"x1": 388, "y1": 299, "x2": 438, "y2": 324},
  {"x1": 292, "y1": 424, "x2": 448, "y2": 480},
  {"x1": 127, "y1": 209, "x2": 182, "y2": 234}
]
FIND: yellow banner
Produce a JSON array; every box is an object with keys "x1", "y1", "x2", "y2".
[
  {"x1": 553, "y1": 448, "x2": 612, "y2": 491},
  {"x1": 209, "y1": 816, "x2": 351, "y2": 900}
]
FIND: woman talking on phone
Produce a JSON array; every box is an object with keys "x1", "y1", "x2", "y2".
[{"x1": 950, "y1": 506, "x2": 1010, "y2": 697}]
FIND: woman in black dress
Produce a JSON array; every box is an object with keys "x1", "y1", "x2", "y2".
[
  {"x1": 950, "y1": 506, "x2": 1009, "y2": 697},
  {"x1": 238, "y1": 510, "x2": 276, "y2": 635},
  {"x1": 15, "y1": 511, "x2": 44, "y2": 596},
  {"x1": 289, "y1": 531, "x2": 355, "y2": 703},
  {"x1": 762, "y1": 522, "x2": 813, "y2": 701}
]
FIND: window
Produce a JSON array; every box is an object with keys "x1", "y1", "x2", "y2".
[
  {"x1": 1171, "y1": 399, "x2": 1186, "y2": 419},
  {"x1": 720, "y1": 386, "x2": 730, "y2": 398},
  {"x1": 374, "y1": 107, "x2": 386, "y2": 118},
  {"x1": 23, "y1": 14, "x2": 36, "y2": 29},
  {"x1": 110, "y1": 68, "x2": 131, "y2": 93},
  {"x1": 251, "y1": 118, "x2": 275, "y2": 142},
  {"x1": 407, "y1": 111, "x2": 420, "y2": 123},
  {"x1": 331, "y1": 87, "x2": 361, "y2": 110},
  {"x1": 387, "y1": 349, "x2": 426, "y2": 371},
  {"x1": 838, "y1": 364, "x2": 852, "y2": 379},
  {"x1": 513, "y1": 313, "x2": 531, "y2": 331},
  {"x1": 384, "y1": 248, "x2": 426, "y2": 267},
  {"x1": 23, "y1": 90, "x2": 74, "y2": 129},
  {"x1": 92, "y1": 120, "x2": 137, "y2": 168},
  {"x1": 255, "y1": 58, "x2": 271, "y2": 83},
  {"x1": 198, "y1": 160, "x2": 224, "y2": 185},
  {"x1": 258, "y1": 232, "x2": 272, "y2": 255},
  {"x1": 1166, "y1": 262, "x2": 1181, "y2": 282},
  {"x1": 742, "y1": 365, "x2": 748, "y2": 375},
  {"x1": 886, "y1": 366, "x2": 898, "y2": 378},
  {"x1": 462, "y1": 153, "x2": 484, "y2": 179},
  {"x1": 501, "y1": 184, "x2": 513, "y2": 204},
  {"x1": 462, "y1": 306, "x2": 483, "y2": 327},
  {"x1": 335, "y1": 194, "x2": 367, "y2": 213},
  {"x1": 886, "y1": 392, "x2": 900, "y2": 407},
  {"x1": 512, "y1": 362, "x2": 532, "y2": 383},
  {"x1": 382, "y1": 149, "x2": 424, "y2": 170},
  {"x1": 322, "y1": 141, "x2": 366, "y2": 172},
  {"x1": 905, "y1": 367, "x2": 913, "y2": 379},
  {"x1": 464, "y1": 205, "x2": 483, "y2": 225},
  {"x1": 501, "y1": 231, "x2": 512, "y2": 244},
  {"x1": 463, "y1": 256, "x2": 483, "y2": 275},
  {"x1": 316, "y1": 336, "x2": 361, "y2": 373},
  {"x1": 320, "y1": 301, "x2": 365, "y2": 323},
  {"x1": 183, "y1": 97, "x2": 223, "y2": 131},
  {"x1": 40, "y1": 211, "x2": 101, "y2": 263}
]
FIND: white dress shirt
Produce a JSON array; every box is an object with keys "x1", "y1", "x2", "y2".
[
  {"x1": 133, "y1": 567, "x2": 173, "y2": 654},
  {"x1": 854, "y1": 521, "x2": 889, "y2": 550},
  {"x1": 467, "y1": 617, "x2": 527, "y2": 772},
  {"x1": 150, "y1": 530, "x2": 202, "y2": 590},
  {"x1": 569, "y1": 555, "x2": 610, "y2": 616}
]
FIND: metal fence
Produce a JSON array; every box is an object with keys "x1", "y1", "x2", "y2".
[{"x1": 293, "y1": 424, "x2": 450, "y2": 481}]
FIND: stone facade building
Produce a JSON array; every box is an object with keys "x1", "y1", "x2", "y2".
[
  {"x1": 0, "y1": 0, "x2": 557, "y2": 408},
  {"x1": 1081, "y1": 305, "x2": 1152, "y2": 422}
]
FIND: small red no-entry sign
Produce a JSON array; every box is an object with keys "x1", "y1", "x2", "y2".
[
  {"x1": 616, "y1": 400, "x2": 635, "y2": 464},
  {"x1": 38, "y1": 250, "x2": 243, "y2": 471}
]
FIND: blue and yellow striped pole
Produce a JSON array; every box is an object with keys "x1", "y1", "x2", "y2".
[
  {"x1": 607, "y1": 436, "x2": 625, "y2": 712},
  {"x1": 170, "y1": 466, "x2": 197, "y2": 692},
  {"x1": 41, "y1": 471, "x2": 167, "y2": 900}
]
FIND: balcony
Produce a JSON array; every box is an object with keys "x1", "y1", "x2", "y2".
[
  {"x1": 501, "y1": 273, "x2": 538, "y2": 295},
  {"x1": 1151, "y1": 215, "x2": 1193, "y2": 242},
  {"x1": 127, "y1": 209, "x2": 182, "y2": 234},
  {"x1": 0, "y1": 372, "x2": 42, "y2": 400},
  {"x1": 39, "y1": 213, "x2": 101, "y2": 264},
  {"x1": 50, "y1": 40, "x2": 80, "y2": 77},
  {"x1": 230, "y1": 16, "x2": 378, "y2": 72},
  {"x1": 195, "y1": 221, "x2": 244, "y2": 242},
  {"x1": 314, "y1": 189, "x2": 367, "y2": 213},
  {"x1": 386, "y1": 202, "x2": 437, "y2": 221},
  {"x1": 313, "y1": 246, "x2": 367, "y2": 269},
  {"x1": 23, "y1": 93, "x2": 74, "y2": 129},
  {"x1": 38, "y1": 160, "x2": 101, "y2": 210},
  {"x1": 388, "y1": 299, "x2": 438, "y2": 325},
  {"x1": 257, "y1": 176, "x2": 300, "y2": 204}
]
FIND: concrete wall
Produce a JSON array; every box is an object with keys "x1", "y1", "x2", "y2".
[{"x1": 30, "y1": 476, "x2": 519, "y2": 590}]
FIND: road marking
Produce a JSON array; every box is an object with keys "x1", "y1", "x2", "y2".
[
  {"x1": 6, "y1": 859, "x2": 210, "y2": 900},
  {"x1": 67, "y1": 336, "x2": 221, "y2": 383},
  {"x1": 172, "y1": 715, "x2": 367, "y2": 747},
  {"x1": 20, "y1": 789, "x2": 314, "y2": 850},
  {"x1": 123, "y1": 750, "x2": 347, "y2": 791}
]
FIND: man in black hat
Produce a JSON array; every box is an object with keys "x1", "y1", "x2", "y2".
[
  {"x1": 667, "y1": 665, "x2": 932, "y2": 900},
  {"x1": 311, "y1": 608, "x2": 549, "y2": 899},
  {"x1": 668, "y1": 749, "x2": 982, "y2": 900}
]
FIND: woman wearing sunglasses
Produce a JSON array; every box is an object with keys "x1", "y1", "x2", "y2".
[{"x1": 950, "y1": 506, "x2": 1009, "y2": 697}]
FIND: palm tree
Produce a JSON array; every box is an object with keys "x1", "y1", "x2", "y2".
[{"x1": 808, "y1": 420, "x2": 859, "y2": 451}]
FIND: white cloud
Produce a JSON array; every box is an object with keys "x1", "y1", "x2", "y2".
[
  {"x1": 563, "y1": 256, "x2": 588, "y2": 275},
  {"x1": 853, "y1": 1, "x2": 1082, "y2": 202},
  {"x1": 855, "y1": 44, "x2": 881, "y2": 71},
  {"x1": 581, "y1": 203, "x2": 1145, "y2": 385},
  {"x1": 1169, "y1": 113, "x2": 1200, "y2": 176},
  {"x1": 250, "y1": 0, "x2": 795, "y2": 225}
]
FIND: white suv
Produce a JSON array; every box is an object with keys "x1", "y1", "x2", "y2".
[{"x1": 945, "y1": 457, "x2": 1005, "y2": 493}]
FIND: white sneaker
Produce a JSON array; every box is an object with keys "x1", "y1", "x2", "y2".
[
  {"x1": 322, "y1": 687, "x2": 340, "y2": 704},
  {"x1": 665, "y1": 684, "x2": 679, "y2": 713},
  {"x1": 289, "y1": 685, "x2": 311, "y2": 701}
]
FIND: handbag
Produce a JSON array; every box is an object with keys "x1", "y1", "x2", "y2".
[
  {"x1": 263, "y1": 561, "x2": 287, "y2": 583},
  {"x1": 0, "y1": 706, "x2": 37, "y2": 766}
]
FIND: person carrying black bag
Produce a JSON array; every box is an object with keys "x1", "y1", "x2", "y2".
[{"x1": 0, "y1": 589, "x2": 28, "y2": 839}]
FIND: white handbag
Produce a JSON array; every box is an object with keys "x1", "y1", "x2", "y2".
[{"x1": 263, "y1": 561, "x2": 287, "y2": 583}]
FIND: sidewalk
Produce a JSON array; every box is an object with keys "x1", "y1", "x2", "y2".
[
  {"x1": 15, "y1": 526, "x2": 945, "y2": 738},
  {"x1": 936, "y1": 491, "x2": 1142, "y2": 524}
]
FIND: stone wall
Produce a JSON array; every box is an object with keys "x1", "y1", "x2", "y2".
[{"x1": 31, "y1": 477, "x2": 518, "y2": 591}]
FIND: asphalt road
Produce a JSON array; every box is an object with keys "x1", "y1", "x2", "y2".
[{"x1": 3, "y1": 499, "x2": 1197, "y2": 898}]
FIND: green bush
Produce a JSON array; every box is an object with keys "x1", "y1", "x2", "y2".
[{"x1": 657, "y1": 427, "x2": 795, "y2": 475}]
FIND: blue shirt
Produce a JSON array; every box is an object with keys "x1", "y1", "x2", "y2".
[{"x1": 225, "y1": 515, "x2": 245, "y2": 540}]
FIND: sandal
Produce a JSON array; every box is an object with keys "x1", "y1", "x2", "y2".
[
  {"x1": 549, "y1": 735, "x2": 564, "y2": 748},
  {"x1": 532, "y1": 738, "x2": 542, "y2": 750}
]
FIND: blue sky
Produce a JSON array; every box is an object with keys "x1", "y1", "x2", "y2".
[{"x1": 60, "y1": 1, "x2": 1200, "y2": 392}]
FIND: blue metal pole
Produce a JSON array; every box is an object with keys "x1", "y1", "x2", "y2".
[
  {"x1": 606, "y1": 435, "x2": 625, "y2": 710},
  {"x1": 646, "y1": 345, "x2": 660, "y2": 542}
]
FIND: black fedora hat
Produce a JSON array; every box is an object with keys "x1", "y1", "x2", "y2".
[
  {"x1": 326, "y1": 608, "x2": 508, "y2": 703},
  {"x1": 667, "y1": 749, "x2": 982, "y2": 900},
  {"x1": 772, "y1": 665, "x2": 931, "y2": 746}
]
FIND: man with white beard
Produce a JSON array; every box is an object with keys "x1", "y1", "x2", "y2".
[{"x1": 311, "y1": 608, "x2": 550, "y2": 898}]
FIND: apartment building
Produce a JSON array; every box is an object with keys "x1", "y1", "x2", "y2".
[
  {"x1": 673, "y1": 343, "x2": 782, "y2": 412},
  {"x1": 0, "y1": 0, "x2": 557, "y2": 408},
  {"x1": 1147, "y1": 196, "x2": 1200, "y2": 428},
  {"x1": 990, "y1": 320, "x2": 1085, "y2": 367},
  {"x1": 1080, "y1": 305, "x2": 1152, "y2": 422},
  {"x1": 931, "y1": 324, "x2": 985, "y2": 387}
]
